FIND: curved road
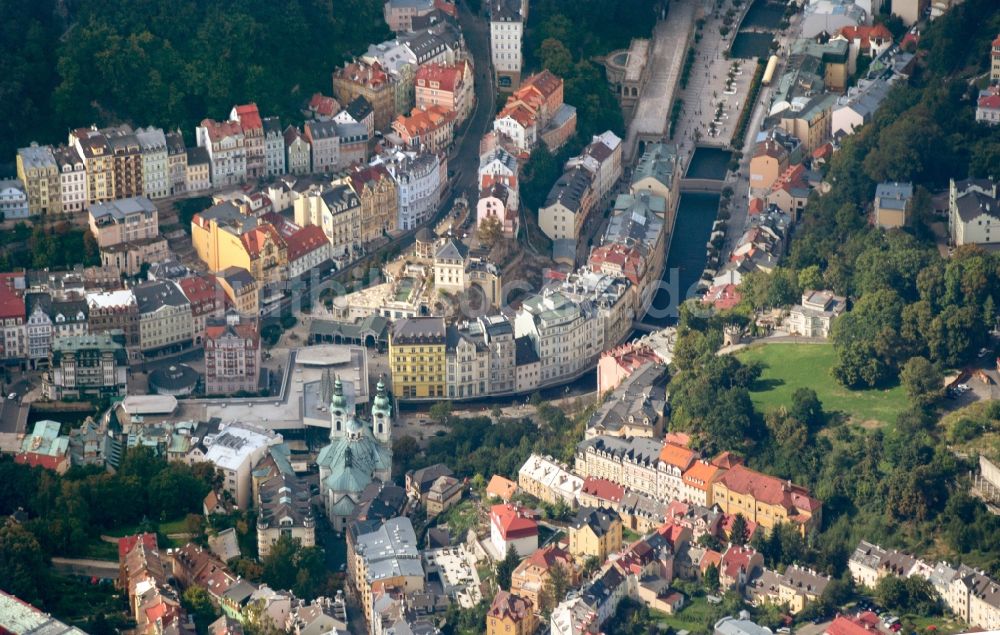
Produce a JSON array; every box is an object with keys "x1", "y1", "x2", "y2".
[{"x1": 270, "y1": 0, "x2": 496, "y2": 313}]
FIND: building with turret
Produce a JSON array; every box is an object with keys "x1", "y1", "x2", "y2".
[{"x1": 317, "y1": 377, "x2": 394, "y2": 531}]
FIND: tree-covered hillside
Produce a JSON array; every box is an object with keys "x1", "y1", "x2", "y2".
[{"x1": 0, "y1": 0, "x2": 389, "y2": 159}]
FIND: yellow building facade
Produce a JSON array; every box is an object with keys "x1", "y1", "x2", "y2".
[
  {"x1": 191, "y1": 206, "x2": 287, "y2": 286},
  {"x1": 568, "y1": 507, "x2": 622, "y2": 564},
  {"x1": 711, "y1": 465, "x2": 822, "y2": 537},
  {"x1": 389, "y1": 317, "x2": 446, "y2": 399}
]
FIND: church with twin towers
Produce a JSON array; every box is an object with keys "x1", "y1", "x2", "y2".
[{"x1": 317, "y1": 375, "x2": 394, "y2": 532}]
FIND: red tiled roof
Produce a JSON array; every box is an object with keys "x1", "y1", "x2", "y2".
[
  {"x1": 771, "y1": 163, "x2": 807, "y2": 193},
  {"x1": 336, "y1": 60, "x2": 389, "y2": 89},
  {"x1": 979, "y1": 93, "x2": 1000, "y2": 110},
  {"x1": 721, "y1": 544, "x2": 759, "y2": 579},
  {"x1": 519, "y1": 70, "x2": 562, "y2": 101},
  {"x1": 522, "y1": 544, "x2": 572, "y2": 571},
  {"x1": 205, "y1": 321, "x2": 258, "y2": 344},
  {"x1": 240, "y1": 224, "x2": 282, "y2": 259},
  {"x1": 415, "y1": 61, "x2": 469, "y2": 93},
  {"x1": 200, "y1": 119, "x2": 244, "y2": 143},
  {"x1": 703, "y1": 283, "x2": 742, "y2": 310},
  {"x1": 721, "y1": 516, "x2": 758, "y2": 545},
  {"x1": 350, "y1": 163, "x2": 393, "y2": 194},
  {"x1": 700, "y1": 549, "x2": 722, "y2": 571},
  {"x1": 709, "y1": 454, "x2": 739, "y2": 470},
  {"x1": 178, "y1": 274, "x2": 218, "y2": 306},
  {"x1": 491, "y1": 503, "x2": 538, "y2": 540},
  {"x1": 838, "y1": 24, "x2": 893, "y2": 51},
  {"x1": 14, "y1": 452, "x2": 67, "y2": 471},
  {"x1": 308, "y1": 93, "x2": 341, "y2": 118},
  {"x1": 0, "y1": 289, "x2": 24, "y2": 320},
  {"x1": 284, "y1": 224, "x2": 330, "y2": 262},
  {"x1": 717, "y1": 464, "x2": 821, "y2": 513},
  {"x1": 581, "y1": 477, "x2": 625, "y2": 504},
  {"x1": 812, "y1": 143, "x2": 833, "y2": 161},
  {"x1": 657, "y1": 522, "x2": 689, "y2": 549},
  {"x1": 118, "y1": 533, "x2": 158, "y2": 560},
  {"x1": 488, "y1": 591, "x2": 533, "y2": 622},
  {"x1": 393, "y1": 105, "x2": 456, "y2": 138},
  {"x1": 498, "y1": 103, "x2": 536, "y2": 128},
  {"x1": 659, "y1": 443, "x2": 697, "y2": 471},
  {"x1": 233, "y1": 103, "x2": 263, "y2": 131},
  {"x1": 481, "y1": 173, "x2": 518, "y2": 192},
  {"x1": 487, "y1": 475, "x2": 518, "y2": 501},
  {"x1": 826, "y1": 615, "x2": 879, "y2": 635}
]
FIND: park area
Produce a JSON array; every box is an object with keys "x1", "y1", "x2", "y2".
[{"x1": 736, "y1": 343, "x2": 909, "y2": 425}]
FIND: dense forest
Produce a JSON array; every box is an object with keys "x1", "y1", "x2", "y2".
[
  {"x1": 666, "y1": 0, "x2": 1000, "y2": 590},
  {"x1": 0, "y1": 0, "x2": 390, "y2": 159}
]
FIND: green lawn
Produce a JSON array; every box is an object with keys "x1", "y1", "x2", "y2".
[
  {"x1": 654, "y1": 596, "x2": 719, "y2": 634},
  {"x1": 736, "y1": 343, "x2": 909, "y2": 425}
]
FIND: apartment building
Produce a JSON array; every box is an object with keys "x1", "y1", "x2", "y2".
[
  {"x1": 332, "y1": 60, "x2": 397, "y2": 131},
  {"x1": 133, "y1": 280, "x2": 194, "y2": 356},
  {"x1": 88, "y1": 196, "x2": 159, "y2": 248},
  {"x1": 262, "y1": 117, "x2": 285, "y2": 177},
  {"x1": 185, "y1": 146, "x2": 212, "y2": 192},
  {"x1": 349, "y1": 164, "x2": 400, "y2": 243},
  {"x1": 392, "y1": 105, "x2": 457, "y2": 153},
  {"x1": 514, "y1": 290, "x2": 601, "y2": 384},
  {"x1": 178, "y1": 274, "x2": 225, "y2": 345},
  {"x1": 712, "y1": 464, "x2": 822, "y2": 536},
  {"x1": 42, "y1": 332, "x2": 128, "y2": 400},
  {"x1": 377, "y1": 149, "x2": 446, "y2": 230},
  {"x1": 539, "y1": 166, "x2": 596, "y2": 243},
  {"x1": 569, "y1": 507, "x2": 622, "y2": 564},
  {"x1": 389, "y1": 316, "x2": 447, "y2": 399},
  {"x1": 106, "y1": 127, "x2": 145, "y2": 201},
  {"x1": 230, "y1": 104, "x2": 266, "y2": 179},
  {"x1": 201, "y1": 422, "x2": 283, "y2": 509},
  {"x1": 16, "y1": 143, "x2": 60, "y2": 215},
  {"x1": 0, "y1": 180, "x2": 29, "y2": 219},
  {"x1": 384, "y1": 0, "x2": 435, "y2": 31},
  {"x1": 294, "y1": 183, "x2": 362, "y2": 259},
  {"x1": 166, "y1": 131, "x2": 188, "y2": 195},
  {"x1": 518, "y1": 454, "x2": 583, "y2": 506},
  {"x1": 196, "y1": 119, "x2": 247, "y2": 187},
  {"x1": 948, "y1": 177, "x2": 1000, "y2": 246},
  {"x1": 71, "y1": 128, "x2": 114, "y2": 204},
  {"x1": 87, "y1": 289, "x2": 141, "y2": 355},
  {"x1": 53, "y1": 145, "x2": 87, "y2": 214},
  {"x1": 255, "y1": 447, "x2": 316, "y2": 557},
  {"x1": 490, "y1": 0, "x2": 524, "y2": 90},
  {"x1": 203, "y1": 313, "x2": 260, "y2": 396},
  {"x1": 283, "y1": 126, "x2": 311, "y2": 175},
  {"x1": 135, "y1": 126, "x2": 170, "y2": 199},
  {"x1": 415, "y1": 60, "x2": 475, "y2": 124}
]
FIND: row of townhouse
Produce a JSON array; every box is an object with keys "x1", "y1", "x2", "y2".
[
  {"x1": 1, "y1": 260, "x2": 260, "y2": 376},
  {"x1": 387, "y1": 267, "x2": 634, "y2": 401},
  {"x1": 12, "y1": 19, "x2": 471, "y2": 218},
  {"x1": 15, "y1": 124, "x2": 212, "y2": 218},
  {"x1": 574, "y1": 434, "x2": 822, "y2": 536},
  {"x1": 849, "y1": 540, "x2": 1000, "y2": 630}
]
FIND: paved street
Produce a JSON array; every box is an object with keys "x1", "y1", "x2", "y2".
[{"x1": 453, "y1": 0, "x2": 496, "y2": 198}]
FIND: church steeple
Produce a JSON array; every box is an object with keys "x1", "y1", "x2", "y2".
[
  {"x1": 372, "y1": 375, "x2": 392, "y2": 444},
  {"x1": 330, "y1": 375, "x2": 347, "y2": 438}
]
